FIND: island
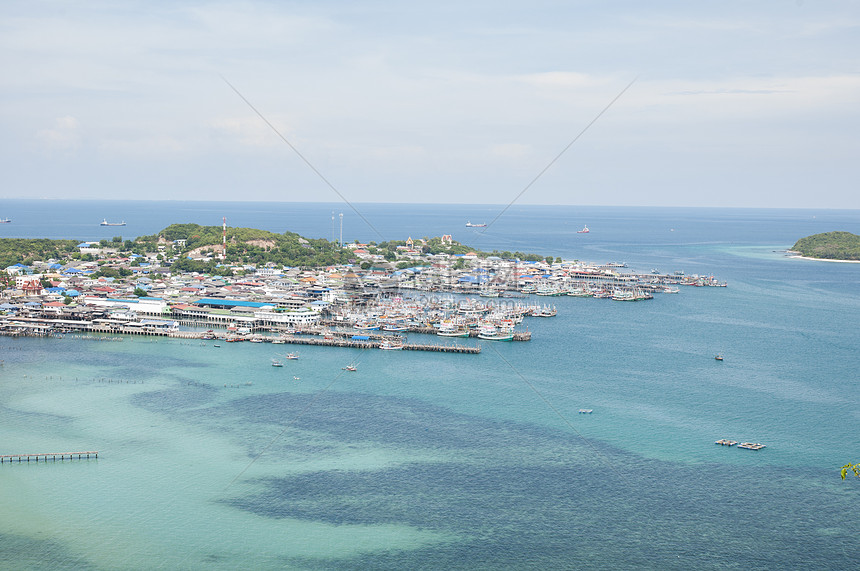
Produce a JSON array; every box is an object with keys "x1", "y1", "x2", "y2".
[
  {"x1": 2, "y1": 224, "x2": 725, "y2": 348},
  {"x1": 790, "y1": 231, "x2": 860, "y2": 262}
]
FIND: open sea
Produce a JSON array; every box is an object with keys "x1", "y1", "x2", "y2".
[{"x1": 1, "y1": 200, "x2": 859, "y2": 570}]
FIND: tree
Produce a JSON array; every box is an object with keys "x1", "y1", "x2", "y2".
[
  {"x1": 133, "y1": 287, "x2": 148, "y2": 298},
  {"x1": 841, "y1": 463, "x2": 860, "y2": 480}
]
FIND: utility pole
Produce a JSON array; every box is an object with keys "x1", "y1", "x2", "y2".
[
  {"x1": 222, "y1": 216, "x2": 227, "y2": 260},
  {"x1": 339, "y1": 212, "x2": 343, "y2": 248}
]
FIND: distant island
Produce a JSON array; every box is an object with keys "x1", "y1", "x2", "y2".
[{"x1": 790, "y1": 231, "x2": 860, "y2": 261}]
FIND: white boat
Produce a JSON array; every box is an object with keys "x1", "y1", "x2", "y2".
[
  {"x1": 100, "y1": 219, "x2": 126, "y2": 226},
  {"x1": 342, "y1": 363, "x2": 358, "y2": 371},
  {"x1": 0, "y1": 218, "x2": 10, "y2": 224},
  {"x1": 567, "y1": 287, "x2": 592, "y2": 297},
  {"x1": 465, "y1": 221, "x2": 487, "y2": 227},
  {"x1": 286, "y1": 352, "x2": 299, "y2": 360},
  {"x1": 576, "y1": 225, "x2": 589, "y2": 233},
  {"x1": 476, "y1": 323, "x2": 514, "y2": 341},
  {"x1": 271, "y1": 358, "x2": 283, "y2": 367},
  {"x1": 437, "y1": 320, "x2": 470, "y2": 337},
  {"x1": 379, "y1": 340, "x2": 404, "y2": 350}
]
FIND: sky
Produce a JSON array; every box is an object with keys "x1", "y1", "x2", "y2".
[{"x1": 1, "y1": 0, "x2": 859, "y2": 208}]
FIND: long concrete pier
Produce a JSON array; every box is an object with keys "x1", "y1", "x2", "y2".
[{"x1": 1, "y1": 451, "x2": 98, "y2": 463}]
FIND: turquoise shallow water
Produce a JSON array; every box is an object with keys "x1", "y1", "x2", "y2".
[{"x1": 1, "y1": 203, "x2": 859, "y2": 569}]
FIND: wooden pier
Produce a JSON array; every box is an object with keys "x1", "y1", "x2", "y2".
[
  {"x1": 1, "y1": 451, "x2": 98, "y2": 463},
  {"x1": 258, "y1": 334, "x2": 481, "y2": 353}
]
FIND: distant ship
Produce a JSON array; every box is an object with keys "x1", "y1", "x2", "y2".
[
  {"x1": 577, "y1": 225, "x2": 589, "y2": 233},
  {"x1": 100, "y1": 219, "x2": 126, "y2": 226},
  {"x1": 0, "y1": 218, "x2": 10, "y2": 224},
  {"x1": 466, "y1": 221, "x2": 487, "y2": 227}
]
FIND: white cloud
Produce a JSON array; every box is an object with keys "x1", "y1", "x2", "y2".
[{"x1": 36, "y1": 116, "x2": 81, "y2": 151}]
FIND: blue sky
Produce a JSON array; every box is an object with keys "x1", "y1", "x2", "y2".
[{"x1": 1, "y1": 1, "x2": 859, "y2": 208}]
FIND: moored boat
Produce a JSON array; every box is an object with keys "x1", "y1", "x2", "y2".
[{"x1": 477, "y1": 323, "x2": 514, "y2": 341}]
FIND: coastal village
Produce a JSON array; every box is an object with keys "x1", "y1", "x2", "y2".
[{"x1": 0, "y1": 225, "x2": 726, "y2": 352}]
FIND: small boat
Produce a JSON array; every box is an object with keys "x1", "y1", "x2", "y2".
[
  {"x1": 286, "y1": 352, "x2": 299, "y2": 360},
  {"x1": 293, "y1": 376, "x2": 300, "y2": 380},
  {"x1": 578, "y1": 409, "x2": 593, "y2": 414},
  {"x1": 342, "y1": 363, "x2": 358, "y2": 371},
  {"x1": 465, "y1": 221, "x2": 487, "y2": 227},
  {"x1": 715, "y1": 354, "x2": 724, "y2": 361},
  {"x1": 0, "y1": 218, "x2": 11, "y2": 224},
  {"x1": 576, "y1": 225, "x2": 589, "y2": 233},
  {"x1": 213, "y1": 344, "x2": 221, "y2": 348},
  {"x1": 379, "y1": 340, "x2": 404, "y2": 350},
  {"x1": 271, "y1": 358, "x2": 283, "y2": 367},
  {"x1": 100, "y1": 219, "x2": 126, "y2": 226},
  {"x1": 271, "y1": 339, "x2": 286, "y2": 344}
]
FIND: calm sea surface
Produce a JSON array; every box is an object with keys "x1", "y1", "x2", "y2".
[{"x1": 1, "y1": 200, "x2": 859, "y2": 569}]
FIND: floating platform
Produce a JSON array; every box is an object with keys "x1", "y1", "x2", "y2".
[
  {"x1": 715, "y1": 439, "x2": 737, "y2": 446},
  {"x1": 1, "y1": 451, "x2": 98, "y2": 463},
  {"x1": 737, "y1": 442, "x2": 766, "y2": 451}
]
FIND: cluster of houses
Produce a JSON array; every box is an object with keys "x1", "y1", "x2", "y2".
[{"x1": 2, "y1": 237, "x2": 719, "y2": 335}]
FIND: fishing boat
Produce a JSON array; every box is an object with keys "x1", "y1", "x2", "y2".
[
  {"x1": 379, "y1": 340, "x2": 404, "y2": 350},
  {"x1": 100, "y1": 219, "x2": 126, "y2": 226},
  {"x1": 476, "y1": 323, "x2": 514, "y2": 341},
  {"x1": 286, "y1": 352, "x2": 299, "y2": 360},
  {"x1": 271, "y1": 358, "x2": 283, "y2": 367},
  {"x1": 437, "y1": 320, "x2": 470, "y2": 337},
  {"x1": 342, "y1": 363, "x2": 358, "y2": 371},
  {"x1": 714, "y1": 353, "x2": 724, "y2": 361},
  {"x1": 577, "y1": 225, "x2": 589, "y2": 233},
  {"x1": 0, "y1": 218, "x2": 11, "y2": 224},
  {"x1": 465, "y1": 221, "x2": 487, "y2": 227},
  {"x1": 567, "y1": 287, "x2": 593, "y2": 297}
]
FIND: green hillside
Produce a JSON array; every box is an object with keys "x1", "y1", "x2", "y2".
[{"x1": 792, "y1": 231, "x2": 860, "y2": 261}]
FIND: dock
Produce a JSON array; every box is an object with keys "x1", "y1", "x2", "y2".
[{"x1": 1, "y1": 451, "x2": 99, "y2": 463}]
